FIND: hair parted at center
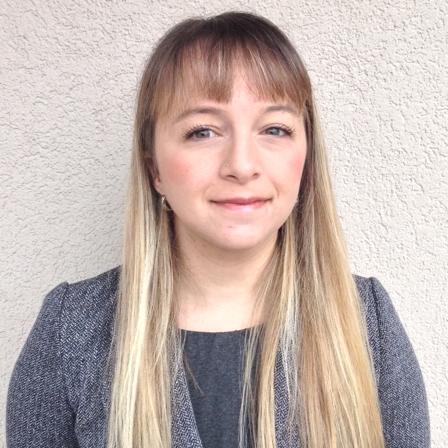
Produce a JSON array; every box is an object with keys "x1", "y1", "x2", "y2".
[{"x1": 109, "y1": 11, "x2": 385, "y2": 448}]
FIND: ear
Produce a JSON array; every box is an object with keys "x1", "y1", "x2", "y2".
[
  {"x1": 153, "y1": 174, "x2": 164, "y2": 195},
  {"x1": 146, "y1": 158, "x2": 164, "y2": 195}
]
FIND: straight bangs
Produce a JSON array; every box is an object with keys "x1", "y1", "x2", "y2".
[{"x1": 147, "y1": 18, "x2": 313, "y2": 124}]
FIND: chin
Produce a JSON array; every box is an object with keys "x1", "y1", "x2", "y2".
[{"x1": 212, "y1": 232, "x2": 278, "y2": 253}]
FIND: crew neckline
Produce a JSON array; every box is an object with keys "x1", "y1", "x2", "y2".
[{"x1": 179, "y1": 327, "x2": 254, "y2": 335}]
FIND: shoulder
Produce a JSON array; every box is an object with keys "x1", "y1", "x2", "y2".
[
  {"x1": 353, "y1": 275, "x2": 390, "y2": 372},
  {"x1": 40, "y1": 267, "x2": 120, "y2": 347},
  {"x1": 353, "y1": 275, "x2": 430, "y2": 447},
  {"x1": 59, "y1": 267, "x2": 120, "y2": 374},
  {"x1": 12, "y1": 266, "x2": 120, "y2": 369},
  {"x1": 44, "y1": 267, "x2": 120, "y2": 411},
  {"x1": 60, "y1": 266, "x2": 120, "y2": 330},
  {"x1": 7, "y1": 267, "x2": 120, "y2": 446},
  {"x1": 353, "y1": 274, "x2": 390, "y2": 318},
  {"x1": 353, "y1": 274, "x2": 415, "y2": 366},
  {"x1": 353, "y1": 275, "x2": 414, "y2": 380},
  {"x1": 353, "y1": 276, "x2": 405, "y2": 343},
  {"x1": 40, "y1": 266, "x2": 120, "y2": 318}
]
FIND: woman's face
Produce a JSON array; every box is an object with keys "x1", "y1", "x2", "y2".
[{"x1": 153, "y1": 74, "x2": 307, "y2": 256}]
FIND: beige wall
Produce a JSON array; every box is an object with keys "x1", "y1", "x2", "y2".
[{"x1": 1, "y1": 0, "x2": 446, "y2": 446}]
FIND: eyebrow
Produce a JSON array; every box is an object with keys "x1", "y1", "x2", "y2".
[
  {"x1": 263, "y1": 104, "x2": 301, "y2": 117},
  {"x1": 173, "y1": 104, "x2": 301, "y2": 124},
  {"x1": 174, "y1": 107, "x2": 225, "y2": 124}
]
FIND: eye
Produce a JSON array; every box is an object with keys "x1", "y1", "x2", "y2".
[
  {"x1": 185, "y1": 126, "x2": 217, "y2": 140},
  {"x1": 262, "y1": 125, "x2": 294, "y2": 137}
]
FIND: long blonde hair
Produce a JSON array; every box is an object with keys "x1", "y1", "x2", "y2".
[{"x1": 108, "y1": 12, "x2": 384, "y2": 448}]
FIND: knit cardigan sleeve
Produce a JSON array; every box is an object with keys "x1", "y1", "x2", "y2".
[
  {"x1": 365, "y1": 277, "x2": 431, "y2": 448},
  {"x1": 6, "y1": 282, "x2": 79, "y2": 448}
]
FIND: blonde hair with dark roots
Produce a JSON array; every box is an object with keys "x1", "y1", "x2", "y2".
[{"x1": 108, "y1": 12, "x2": 385, "y2": 448}]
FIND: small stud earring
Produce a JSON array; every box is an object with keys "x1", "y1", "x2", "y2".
[{"x1": 161, "y1": 195, "x2": 172, "y2": 212}]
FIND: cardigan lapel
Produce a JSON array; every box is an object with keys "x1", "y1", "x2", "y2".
[
  {"x1": 274, "y1": 351, "x2": 300, "y2": 448},
  {"x1": 171, "y1": 351, "x2": 203, "y2": 448}
]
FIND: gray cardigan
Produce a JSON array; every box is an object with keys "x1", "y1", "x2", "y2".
[{"x1": 6, "y1": 268, "x2": 430, "y2": 447}]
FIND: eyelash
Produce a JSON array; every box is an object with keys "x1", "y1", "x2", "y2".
[
  {"x1": 183, "y1": 125, "x2": 213, "y2": 139},
  {"x1": 183, "y1": 124, "x2": 296, "y2": 139},
  {"x1": 263, "y1": 124, "x2": 295, "y2": 136}
]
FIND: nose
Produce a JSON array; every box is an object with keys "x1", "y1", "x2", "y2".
[{"x1": 220, "y1": 133, "x2": 261, "y2": 183}]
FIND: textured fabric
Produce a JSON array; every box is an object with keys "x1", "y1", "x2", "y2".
[
  {"x1": 6, "y1": 267, "x2": 430, "y2": 447},
  {"x1": 183, "y1": 329, "x2": 249, "y2": 448}
]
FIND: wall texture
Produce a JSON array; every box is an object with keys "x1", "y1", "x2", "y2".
[{"x1": 1, "y1": 0, "x2": 446, "y2": 446}]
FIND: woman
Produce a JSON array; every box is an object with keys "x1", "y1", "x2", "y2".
[{"x1": 7, "y1": 11, "x2": 429, "y2": 448}]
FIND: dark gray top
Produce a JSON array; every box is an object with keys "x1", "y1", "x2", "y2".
[
  {"x1": 6, "y1": 267, "x2": 430, "y2": 447},
  {"x1": 183, "y1": 329, "x2": 249, "y2": 448}
]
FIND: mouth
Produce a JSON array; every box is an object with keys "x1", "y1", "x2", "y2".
[{"x1": 212, "y1": 197, "x2": 270, "y2": 212}]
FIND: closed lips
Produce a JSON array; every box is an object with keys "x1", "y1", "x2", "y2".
[
  {"x1": 213, "y1": 197, "x2": 268, "y2": 204},
  {"x1": 212, "y1": 197, "x2": 270, "y2": 212}
]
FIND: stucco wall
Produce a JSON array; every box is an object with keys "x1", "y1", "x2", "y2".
[{"x1": 1, "y1": 0, "x2": 446, "y2": 446}]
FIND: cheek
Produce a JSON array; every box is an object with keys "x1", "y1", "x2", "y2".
[
  {"x1": 161, "y1": 156, "x2": 193, "y2": 186},
  {"x1": 290, "y1": 151, "x2": 306, "y2": 178},
  {"x1": 157, "y1": 152, "x2": 212, "y2": 195},
  {"x1": 281, "y1": 149, "x2": 307, "y2": 190}
]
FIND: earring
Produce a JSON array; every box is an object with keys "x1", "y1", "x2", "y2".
[{"x1": 161, "y1": 195, "x2": 172, "y2": 212}]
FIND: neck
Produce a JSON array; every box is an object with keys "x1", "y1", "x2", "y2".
[{"x1": 175, "y1": 232, "x2": 277, "y2": 332}]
